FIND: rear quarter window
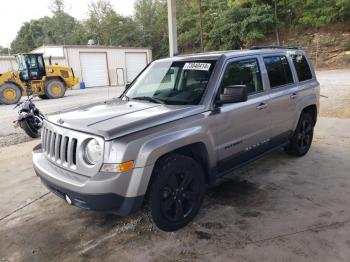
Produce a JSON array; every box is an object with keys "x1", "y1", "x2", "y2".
[
  {"x1": 291, "y1": 54, "x2": 313, "y2": 82},
  {"x1": 263, "y1": 56, "x2": 293, "y2": 88}
]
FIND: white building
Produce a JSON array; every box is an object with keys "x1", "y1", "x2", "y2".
[
  {"x1": 0, "y1": 56, "x2": 17, "y2": 73},
  {"x1": 0, "y1": 45, "x2": 152, "y2": 88}
]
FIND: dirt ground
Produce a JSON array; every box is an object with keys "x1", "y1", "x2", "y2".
[
  {"x1": 0, "y1": 70, "x2": 350, "y2": 261},
  {"x1": 318, "y1": 69, "x2": 350, "y2": 118}
]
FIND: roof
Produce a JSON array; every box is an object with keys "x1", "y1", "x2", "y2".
[
  {"x1": 18, "y1": 53, "x2": 43, "y2": 55},
  {"x1": 159, "y1": 46, "x2": 303, "y2": 62}
]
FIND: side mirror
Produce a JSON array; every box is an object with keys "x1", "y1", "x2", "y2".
[{"x1": 219, "y1": 85, "x2": 248, "y2": 104}]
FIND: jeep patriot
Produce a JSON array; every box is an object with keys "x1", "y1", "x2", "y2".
[{"x1": 33, "y1": 46, "x2": 320, "y2": 231}]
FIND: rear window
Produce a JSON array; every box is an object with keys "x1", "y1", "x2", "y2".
[
  {"x1": 291, "y1": 54, "x2": 313, "y2": 82},
  {"x1": 263, "y1": 56, "x2": 293, "y2": 88}
]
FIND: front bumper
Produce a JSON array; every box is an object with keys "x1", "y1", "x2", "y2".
[{"x1": 32, "y1": 144, "x2": 144, "y2": 215}]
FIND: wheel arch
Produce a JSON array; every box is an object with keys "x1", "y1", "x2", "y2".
[
  {"x1": 156, "y1": 142, "x2": 211, "y2": 185},
  {"x1": 129, "y1": 129, "x2": 216, "y2": 199},
  {"x1": 293, "y1": 92, "x2": 319, "y2": 131},
  {"x1": 45, "y1": 76, "x2": 67, "y2": 87},
  {"x1": 301, "y1": 104, "x2": 317, "y2": 125},
  {"x1": 3, "y1": 80, "x2": 23, "y2": 92},
  {"x1": 143, "y1": 142, "x2": 212, "y2": 208}
]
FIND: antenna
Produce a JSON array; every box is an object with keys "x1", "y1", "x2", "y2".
[{"x1": 7, "y1": 42, "x2": 14, "y2": 72}]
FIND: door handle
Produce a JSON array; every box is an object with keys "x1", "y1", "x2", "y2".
[
  {"x1": 256, "y1": 102, "x2": 268, "y2": 110},
  {"x1": 290, "y1": 93, "x2": 298, "y2": 100}
]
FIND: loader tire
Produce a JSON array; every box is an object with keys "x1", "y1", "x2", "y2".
[
  {"x1": 0, "y1": 83, "x2": 22, "y2": 105},
  {"x1": 38, "y1": 95, "x2": 49, "y2": 99},
  {"x1": 45, "y1": 79, "x2": 66, "y2": 99}
]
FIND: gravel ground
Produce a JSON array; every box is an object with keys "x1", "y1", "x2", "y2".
[
  {"x1": 317, "y1": 69, "x2": 350, "y2": 118},
  {"x1": 0, "y1": 86, "x2": 123, "y2": 148}
]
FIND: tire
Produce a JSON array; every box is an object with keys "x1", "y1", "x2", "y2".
[
  {"x1": 147, "y1": 153, "x2": 205, "y2": 231},
  {"x1": 44, "y1": 79, "x2": 66, "y2": 99},
  {"x1": 0, "y1": 83, "x2": 22, "y2": 105},
  {"x1": 285, "y1": 112, "x2": 314, "y2": 156},
  {"x1": 19, "y1": 118, "x2": 39, "y2": 138},
  {"x1": 38, "y1": 94, "x2": 49, "y2": 99}
]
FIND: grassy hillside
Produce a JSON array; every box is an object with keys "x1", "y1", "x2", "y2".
[{"x1": 256, "y1": 23, "x2": 350, "y2": 69}]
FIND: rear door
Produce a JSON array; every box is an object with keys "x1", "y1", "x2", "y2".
[
  {"x1": 211, "y1": 56, "x2": 272, "y2": 173},
  {"x1": 262, "y1": 54, "x2": 298, "y2": 146}
]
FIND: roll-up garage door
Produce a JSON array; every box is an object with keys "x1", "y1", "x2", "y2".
[
  {"x1": 80, "y1": 53, "x2": 109, "y2": 87},
  {"x1": 125, "y1": 52, "x2": 147, "y2": 83}
]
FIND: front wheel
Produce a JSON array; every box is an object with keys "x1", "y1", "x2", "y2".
[
  {"x1": 148, "y1": 154, "x2": 205, "y2": 231},
  {"x1": 19, "y1": 118, "x2": 40, "y2": 138},
  {"x1": 285, "y1": 112, "x2": 314, "y2": 156}
]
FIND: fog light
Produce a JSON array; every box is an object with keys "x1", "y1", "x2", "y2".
[{"x1": 101, "y1": 161, "x2": 134, "y2": 173}]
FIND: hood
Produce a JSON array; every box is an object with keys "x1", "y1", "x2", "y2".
[{"x1": 46, "y1": 99, "x2": 205, "y2": 140}]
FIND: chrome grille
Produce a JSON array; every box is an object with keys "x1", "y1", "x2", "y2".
[
  {"x1": 42, "y1": 126, "x2": 78, "y2": 168},
  {"x1": 40, "y1": 120, "x2": 105, "y2": 177}
]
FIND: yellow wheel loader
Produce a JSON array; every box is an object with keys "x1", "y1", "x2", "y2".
[{"x1": 0, "y1": 53, "x2": 79, "y2": 105}]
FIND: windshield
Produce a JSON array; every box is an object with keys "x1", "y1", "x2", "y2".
[
  {"x1": 16, "y1": 55, "x2": 26, "y2": 71},
  {"x1": 124, "y1": 60, "x2": 216, "y2": 105}
]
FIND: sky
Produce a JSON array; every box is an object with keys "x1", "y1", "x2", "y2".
[{"x1": 0, "y1": 0, "x2": 136, "y2": 47}]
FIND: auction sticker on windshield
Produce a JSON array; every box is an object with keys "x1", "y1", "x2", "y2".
[{"x1": 184, "y1": 62, "x2": 211, "y2": 71}]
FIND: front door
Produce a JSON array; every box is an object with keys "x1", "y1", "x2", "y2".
[{"x1": 211, "y1": 57, "x2": 272, "y2": 173}]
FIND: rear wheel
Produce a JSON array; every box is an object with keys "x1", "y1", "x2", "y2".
[
  {"x1": 147, "y1": 154, "x2": 205, "y2": 231},
  {"x1": 285, "y1": 112, "x2": 314, "y2": 156},
  {"x1": 44, "y1": 79, "x2": 66, "y2": 99},
  {"x1": 0, "y1": 83, "x2": 22, "y2": 105}
]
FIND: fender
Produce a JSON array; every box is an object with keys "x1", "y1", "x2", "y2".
[
  {"x1": 44, "y1": 76, "x2": 67, "y2": 87},
  {"x1": 292, "y1": 84, "x2": 320, "y2": 131},
  {"x1": 123, "y1": 125, "x2": 216, "y2": 197},
  {"x1": 136, "y1": 126, "x2": 215, "y2": 167}
]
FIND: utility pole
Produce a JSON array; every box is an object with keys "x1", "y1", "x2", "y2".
[
  {"x1": 167, "y1": 0, "x2": 178, "y2": 57},
  {"x1": 198, "y1": 0, "x2": 204, "y2": 52},
  {"x1": 273, "y1": 0, "x2": 280, "y2": 45}
]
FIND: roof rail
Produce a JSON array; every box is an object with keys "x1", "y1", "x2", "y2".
[{"x1": 250, "y1": 45, "x2": 299, "y2": 50}]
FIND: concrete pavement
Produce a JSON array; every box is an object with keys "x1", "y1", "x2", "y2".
[{"x1": 1, "y1": 116, "x2": 350, "y2": 261}]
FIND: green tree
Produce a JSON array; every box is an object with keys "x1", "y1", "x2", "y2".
[
  {"x1": 11, "y1": 0, "x2": 87, "y2": 53},
  {"x1": 205, "y1": 0, "x2": 274, "y2": 50},
  {"x1": 9, "y1": 0, "x2": 350, "y2": 57},
  {"x1": 11, "y1": 19, "x2": 46, "y2": 53},
  {"x1": 134, "y1": 0, "x2": 168, "y2": 58},
  {"x1": 299, "y1": 0, "x2": 350, "y2": 27},
  {"x1": 0, "y1": 46, "x2": 10, "y2": 55},
  {"x1": 85, "y1": 0, "x2": 143, "y2": 47}
]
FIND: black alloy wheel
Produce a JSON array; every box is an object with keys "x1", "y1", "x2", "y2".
[
  {"x1": 285, "y1": 112, "x2": 314, "y2": 156},
  {"x1": 148, "y1": 154, "x2": 205, "y2": 231}
]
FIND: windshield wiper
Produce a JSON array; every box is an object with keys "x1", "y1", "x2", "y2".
[{"x1": 132, "y1": 96, "x2": 165, "y2": 104}]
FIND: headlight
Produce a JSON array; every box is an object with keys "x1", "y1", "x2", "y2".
[{"x1": 84, "y1": 139, "x2": 103, "y2": 165}]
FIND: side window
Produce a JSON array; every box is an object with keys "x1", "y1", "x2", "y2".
[
  {"x1": 221, "y1": 58, "x2": 263, "y2": 94},
  {"x1": 291, "y1": 54, "x2": 313, "y2": 82},
  {"x1": 263, "y1": 56, "x2": 293, "y2": 88}
]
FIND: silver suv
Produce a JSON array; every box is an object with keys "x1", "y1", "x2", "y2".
[{"x1": 33, "y1": 46, "x2": 319, "y2": 231}]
